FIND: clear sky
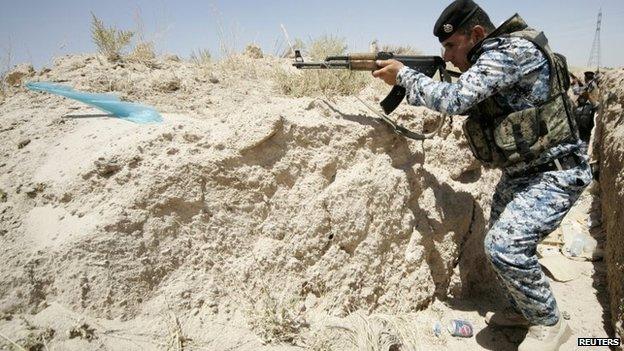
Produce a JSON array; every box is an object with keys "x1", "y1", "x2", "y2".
[{"x1": 1, "y1": 0, "x2": 622, "y2": 70}]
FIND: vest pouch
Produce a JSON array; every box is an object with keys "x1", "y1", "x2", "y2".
[
  {"x1": 538, "y1": 93, "x2": 577, "y2": 145},
  {"x1": 463, "y1": 117, "x2": 494, "y2": 163},
  {"x1": 493, "y1": 106, "x2": 540, "y2": 162}
]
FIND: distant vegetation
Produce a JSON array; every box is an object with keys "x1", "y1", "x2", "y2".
[
  {"x1": 380, "y1": 44, "x2": 421, "y2": 55},
  {"x1": 274, "y1": 35, "x2": 372, "y2": 98},
  {"x1": 189, "y1": 49, "x2": 212, "y2": 66},
  {"x1": 90, "y1": 13, "x2": 134, "y2": 61},
  {"x1": 0, "y1": 46, "x2": 10, "y2": 102}
]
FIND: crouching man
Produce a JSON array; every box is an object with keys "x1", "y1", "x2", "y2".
[{"x1": 372, "y1": 1, "x2": 592, "y2": 350}]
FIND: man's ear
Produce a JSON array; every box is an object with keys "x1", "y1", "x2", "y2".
[{"x1": 471, "y1": 25, "x2": 487, "y2": 42}]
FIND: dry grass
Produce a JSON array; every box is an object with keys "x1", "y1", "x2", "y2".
[
  {"x1": 244, "y1": 44, "x2": 263, "y2": 59},
  {"x1": 189, "y1": 49, "x2": 212, "y2": 66},
  {"x1": 380, "y1": 44, "x2": 422, "y2": 55},
  {"x1": 274, "y1": 69, "x2": 371, "y2": 98},
  {"x1": 0, "y1": 43, "x2": 11, "y2": 103},
  {"x1": 211, "y1": 4, "x2": 240, "y2": 58},
  {"x1": 127, "y1": 8, "x2": 156, "y2": 66},
  {"x1": 275, "y1": 37, "x2": 305, "y2": 58},
  {"x1": 128, "y1": 41, "x2": 156, "y2": 65},
  {"x1": 217, "y1": 53, "x2": 277, "y2": 81},
  {"x1": 91, "y1": 13, "x2": 134, "y2": 61},
  {"x1": 244, "y1": 283, "x2": 307, "y2": 344},
  {"x1": 322, "y1": 311, "x2": 424, "y2": 351},
  {"x1": 273, "y1": 35, "x2": 373, "y2": 98},
  {"x1": 307, "y1": 35, "x2": 347, "y2": 61}
]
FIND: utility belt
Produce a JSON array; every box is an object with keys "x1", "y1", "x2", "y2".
[{"x1": 506, "y1": 153, "x2": 582, "y2": 178}]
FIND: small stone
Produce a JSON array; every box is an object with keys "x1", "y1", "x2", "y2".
[
  {"x1": 209, "y1": 77, "x2": 220, "y2": 84},
  {"x1": 24, "y1": 186, "x2": 37, "y2": 197},
  {"x1": 164, "y1": 54, "x2": 180, "y2": 62},
  {"x1": 562, "y1": 311, "x2": 571, "y2": 320},
  {"x1": 94, "y1": 158, "x2": 121, "y2": 177},
  {"x1": 17, "y1": 139, "x2": 31, "y2": 149}
]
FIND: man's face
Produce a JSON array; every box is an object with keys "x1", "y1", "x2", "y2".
[{"x1": 441, "y1": 27, "x2": 483, "y2": 72}]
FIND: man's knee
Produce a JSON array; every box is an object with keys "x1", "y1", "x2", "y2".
[
  {"x1": 483, "y1": 229, "x2": 497, "y2": 261},
  {"x1": 484, "y1": 228, "x2": 520, "y2": 270}
]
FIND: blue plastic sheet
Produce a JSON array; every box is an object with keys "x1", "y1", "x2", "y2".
[{"x1": 26, "y1": 82, "x2": 162, "y2": 124}]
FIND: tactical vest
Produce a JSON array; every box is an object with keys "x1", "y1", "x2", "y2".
[{"x1": 462, "y1": 14, "x2": 579, "y2": 168}]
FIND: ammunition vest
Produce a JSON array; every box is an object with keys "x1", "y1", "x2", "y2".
[{"x1": 462, "y1": 14, "x2": 579, "y2": 168}]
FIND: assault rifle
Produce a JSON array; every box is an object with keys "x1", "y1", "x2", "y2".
[{"x1": 293, "y1": 50, "x2": 459, "y2": 140}]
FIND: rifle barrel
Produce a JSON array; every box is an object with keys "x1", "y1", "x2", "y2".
[{"x1": 293, "y1": 62, "x2": 351, "y2": 69}]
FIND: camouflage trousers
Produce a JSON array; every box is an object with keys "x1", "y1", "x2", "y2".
[{"x1": 484, "y1": 158, "x2": 592, "y2": 326}]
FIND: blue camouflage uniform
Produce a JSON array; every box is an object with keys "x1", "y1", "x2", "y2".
[{"x1": 396, "y1": 36, "x2": 592, "y2": 326}]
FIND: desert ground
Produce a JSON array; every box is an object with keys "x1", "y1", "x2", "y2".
[{"x1": 0, "y1": 39, "x2": 622, "y2": 351}]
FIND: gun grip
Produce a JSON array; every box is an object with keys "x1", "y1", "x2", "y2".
[{"x1": 380, "y1": 85, "x2": 406, "y2": 115}]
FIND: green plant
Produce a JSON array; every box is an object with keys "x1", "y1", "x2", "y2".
[{"x1": 90, "y1": 13, "x2": 134, "y2": 61}]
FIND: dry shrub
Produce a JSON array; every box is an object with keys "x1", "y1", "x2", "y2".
[
  {"x1": 218, "y1": 54, "x2": 275, "y2": 81},
  {"x1": 380, "y1": 44, "x2": 422, "y2": 55},
  {"x1": 307, "y1": 35, "x2": 347, "y2": 60},
  {"x1": 245, "y1": 284, "x2": 308, "y2": 344},
  {"x1": 0, "y1": 46, "x2": 11, "y2": 102},
  {"x1": 189, "y1": 49, "x2": 212, "y2": 66},
  {"x1": 244, "y1": 44, "x2": 263, "y2": 59},
  {"x1": 274, "y1": 69, "x2": 371, "y2": 98},
  {"x1": 150, "y1": 72, "x2": 181, "y2": 93},
  {"x1": 128, "y1": 41, "x2": 156, "y2": 64},
  {"x1": 326, "y1": 312, "x2": 424, "y2": 351},
  {"x1": 0, "y1": 75, "x2": 5, "y2": 103},
  {"x1": 91, "y1": 13, "x2": 134, "y2": 61},
  {"x1": 278, "y1": 37, "x2": 306, "y2": 58},
  {"x1": 273, "y1": 35, "x2": 372, "y2": 98}
]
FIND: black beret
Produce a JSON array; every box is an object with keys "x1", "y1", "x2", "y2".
[{"x1": 434, "y1": 0, "x2": 482, "y2": 42}]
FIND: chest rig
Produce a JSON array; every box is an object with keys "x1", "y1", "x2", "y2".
[{"x1": 462, "y1": 15, "x2": 578, "y2": 168}]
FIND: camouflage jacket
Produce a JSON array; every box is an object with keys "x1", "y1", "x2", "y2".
[{"x1": 396, "y1": 36, "x2": 584, "y2": 173}]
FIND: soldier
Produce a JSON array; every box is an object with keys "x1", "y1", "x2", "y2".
[
  {"x1": 572, "y1": 71, "x2": 599, "y2": 144},
  {"x1": 372, "y1": 1, "x2": 592, "y2": 350}
]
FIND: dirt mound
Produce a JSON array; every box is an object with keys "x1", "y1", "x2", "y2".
[
  {"x1": 0, "y1": 54, "x2": 503, "y2": 348},
  {"x1": 593, "y1": 67, "x2": 624, "y2": 344}
]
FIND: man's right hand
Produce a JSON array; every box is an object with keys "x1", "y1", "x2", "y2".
[{"x1": 372, "y1": 59, "x2": 405, "y2": 86}]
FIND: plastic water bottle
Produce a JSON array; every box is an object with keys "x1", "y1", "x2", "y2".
[{"x1": 569, "y1": 235, "x2": 585, "y2": 257}]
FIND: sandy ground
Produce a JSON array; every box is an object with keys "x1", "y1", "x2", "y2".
[{"x1": 0, "y1": 55, "x2": 616, "y2": 350}]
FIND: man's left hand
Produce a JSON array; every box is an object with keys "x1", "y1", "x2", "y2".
[{"x1": 372, "y1": 59, "x2": 405, "y2": 86}]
